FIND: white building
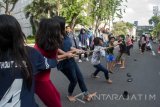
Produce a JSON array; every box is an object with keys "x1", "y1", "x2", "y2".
[
  {"x1": 0, "y1": 0, "x2": 33, "y2": 36},
  {"x1": 126, "y1": 26, "x2": 137, "y2": 38}
]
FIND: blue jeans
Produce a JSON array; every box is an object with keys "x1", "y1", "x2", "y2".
[
  {"x1": 61, "y1": 59, "x2": 88, "y2": 96},
  {"x1": 93, "y1": 64, "x2": 109, "y2": 80}
]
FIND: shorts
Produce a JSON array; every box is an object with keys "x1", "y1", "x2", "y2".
[
  {"x1": 106, "y1": 54, "x2": 116, "y2": 62},
  {"x1": 116, "y1": 53, "x2": 127, "y2": 61},
  {"x1": 121, "y1": 53, "x2": 127, "y2": 60}
]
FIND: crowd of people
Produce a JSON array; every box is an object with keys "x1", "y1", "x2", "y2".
[
  {"x1": 0, "y1": 14, "x2": 158, "y2": 107},
  {"x1": 138, "y1": 34, "x2": 157, "y2": 55}
]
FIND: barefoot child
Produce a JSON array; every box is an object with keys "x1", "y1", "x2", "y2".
[
  {"x1": 106, "y1": 37, "x2": 116, "y2": 74},
  {"x1": 117, "y1": 35, "x2": 127, "y2": 69},
  {"x1": 91, "y1": 37, "x2": 112, "y2": 84}
]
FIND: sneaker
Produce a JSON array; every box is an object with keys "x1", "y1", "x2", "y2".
[
  {"x1": 91, "y1": 74, "x2": 100, "y2": 78},
  {"x1": 85, "y1": 58, "x2": 89, "y2": 61},
  {"x1": 78, "y1": 59, "x2": 82, "y2": 63},
  {"x1": 107, "y1": 79, "x2": 112, "y2": 84}
]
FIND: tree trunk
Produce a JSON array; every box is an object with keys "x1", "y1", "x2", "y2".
[
  {"x1": 104, "y1": 19, "x2": 109, "y2": 28},
  {"x1": 56, "y1": 0, "x2": 60, "y2": 16},
  {"x1": 94, "y1": 17, "x2": 100, "y2": 37},
  {"x1": 30, "y1": 16, "x2": 36, "y2": 35},
  {"x1": 5, "y1": 1, "x2": 9, "y2": 14},
  {"x1": 109, "y1": 18, "x2": 111, "y2": 31},
  {"x1": 48, "y1": 10, "x2": 51, "y2": 18},
  {"x1": 70, "y1": 15, "x2": 78, "y2": 30}
]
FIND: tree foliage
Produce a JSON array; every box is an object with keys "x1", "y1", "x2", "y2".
[
  {"x1": 149, "y1": 15, "x2": 160, "y2": 37},
  {"x1": 88, "y1": 0, "x2": 127, "y2": 35},
  {"x1": 24, "y1": 0, "x2": 59, "y2": 35},
  {"x1": 149, "y1": 16, "x2": 160, "y2": 27},
  {"x1": 152, "y1": 22, "x2": 160, "y2": 37},
  {"x1": 112, "y1": 21, "x2": 134, "y2": 36},
  {"x1": 24, "y1": 0, "x2": 126, "y2": 34},
  {"x1": 60, "y1": 0, "x2": 90, "y2": 29}
]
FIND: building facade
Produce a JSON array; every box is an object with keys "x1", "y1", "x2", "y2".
[{"x1": 0, "y1": 0, "x2": 33, "y2": 36}]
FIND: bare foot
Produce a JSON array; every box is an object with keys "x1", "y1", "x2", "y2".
[
  {"x1": 67, "y1": 96, "x2": 76, "y2": 102},
  {"x1": 107, "y1": 79, "x2": 112, "y2": 84},
  {"x1": 113, "y1": 64, "x2": 116, "y2": 67},
  {"x1": 117, "y1": 62, "x2": 122, "y2": 65},
  {"x1": 120, "y1": 66, "x2": 125, "y2": 69},
  {"x1": 84, "y1": 92, "x2": 97, "y2": 101},
  {"x1": 109, "y1": 71, "x2": 113, "y2": 74}
]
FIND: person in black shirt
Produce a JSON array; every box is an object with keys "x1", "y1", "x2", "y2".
[
  {"x1": 117, "y1": 35, "x2": 127, "y2": 69},
  {"x1": 0, "y1": 15, "x2": 58, "y2": 107}
]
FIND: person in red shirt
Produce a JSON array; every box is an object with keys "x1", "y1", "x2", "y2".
[
  {"x1": 126, "y1": 35, "x2": 133, "y2": 56},
  {"x1": 34, "y1": 18, "x2": 73, "y2": 107}
]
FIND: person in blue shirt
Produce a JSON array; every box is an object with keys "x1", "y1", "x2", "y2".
[
  {"x1": 66, "y1": 26, "x2": 78, "y2": 48},
  {"x1": 0, "y1": 15, "x2": 58, "y2": 107},
  {"x1": 53, "y1": 16, "x2": 96, "y2": 102}
]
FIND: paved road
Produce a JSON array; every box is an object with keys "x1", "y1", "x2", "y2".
[{"x1": 35, "y1": 43, "x2": 160, "y2": 107}]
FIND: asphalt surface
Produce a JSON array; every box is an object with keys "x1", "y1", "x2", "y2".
[{"x1": 35, "y1": 43, "x2": 160, "y2": 107}]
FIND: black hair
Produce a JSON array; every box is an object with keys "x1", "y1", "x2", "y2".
[
  {"x1": 0, "y1": 14, "x2": 32, "y2": 89},
  {"x1": 66, "y1": 26, "x2": 70, "y2": 28},
  {"x1": 36, "y1": 18, "x2": 62, "y2": 51},
  {"x1": 142, "y1": 34, "x2": 147, "y2": 41},
  {"x1": 109, "y1": 36, "x2": 115, "y2": 42},
  {"x1": 126, "y1": 34, "x2": 130, "y2": 37},
  {"x1": 52, "y1": 16, "x2": 66, "y2": 36},
  {"x1": 80, "y1": 28, "x2": 86, "y2": 34},
  {"x1": 94, "y1": 37, "x2": 103, "y2": 46}
]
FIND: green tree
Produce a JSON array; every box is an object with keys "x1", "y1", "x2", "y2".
[
  {"x1": 107, "y1": 0, "x2": 127, "y2": 28},
  {"x1": 24, "y1": 0, "x2": 58, "y2": 35},
  {"x1": 74, "y1": 15, "x2": 93, "y2": 28},
  {"x1": 149, "y1": 16, "x2": 160, "y2": 27},
  {"x1": 149, "y1": 15, "x2": 160, "y2": 37},
  {"x1": 112, "y1": 21, "x2": 133, "y2": 36},
  {"x1": 89, "y1": 0, "x2": 127, "y2": 36},
  {"x1": 152, "y1": 22, "x2": 160, "y2": 37},
  {"x1": 126, "y1": 22, "x2": 134, "y2": 34},
  {"x1": 0, "y1": 0, "x2": 18, "y2": 15},
  {"x1": 60, "y1": 0, "x2": 90, "y2": 29}
]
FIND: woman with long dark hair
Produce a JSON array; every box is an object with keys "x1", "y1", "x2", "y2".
[
  {"x1": 0, "y1": 15, "x2": 57, "y2": 107},
  {"x1": 34, "y1": 18, "x2": 73, "y2": 107},
  {"x1": 53, "y1": 16, "x2": 96, "y2": 102}
]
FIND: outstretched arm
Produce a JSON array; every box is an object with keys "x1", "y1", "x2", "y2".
[{"x1": 57, "y1": 49, "x2": 73, "y2": 60}]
